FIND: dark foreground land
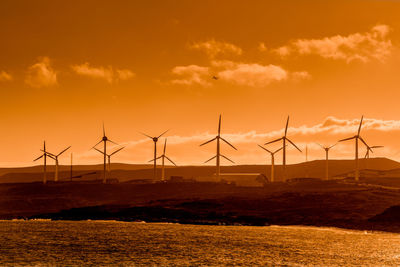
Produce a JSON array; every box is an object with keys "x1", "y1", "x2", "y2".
[{"x1": 1, "y1": 178, "x2": 400, "y2": 232}]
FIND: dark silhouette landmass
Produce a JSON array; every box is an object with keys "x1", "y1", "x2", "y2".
[{"x1": 1, "y1": 158, "x2": 400, "y2": 232}]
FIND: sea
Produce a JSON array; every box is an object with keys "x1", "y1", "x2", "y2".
[{"x1": 0, "y1": 220, "x2": 399, "y2": 266}]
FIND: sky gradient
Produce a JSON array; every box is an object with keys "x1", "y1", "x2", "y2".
[{"x1": 1, "y1": 0, "x2": 400, "y2": 166}]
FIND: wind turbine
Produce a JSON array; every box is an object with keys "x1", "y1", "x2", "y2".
[
  {"x1": 316, "y1": 143, "x2": 337, "y2": 180},
  {"x1": 338, "y1": 116, "x2": 370, "y2": 181},
  {"x1": 92, "y1": 124, "x2": 118, "y2": 183},
  {"x1": 94, "y1": 146, "x2": 124, "y2": 179},
  {"x1": 200, "y1": 115, "x2": 237, "y2": 180},
  {"x1": 141, "y1": 130, "x2": 169, "y2": 180},
  {"x1": 34, "y1": 141, "x2": 54, "y2": 184},
  {"x1": 258, "y1": 145, "x2": 283, "y2": 182},
  {"x1": 264, "y1": 116, "x2": 302, "y2": 181},
  {"x1": 149, "y1": 138, "x2": 177, "y2": 181},
  {"x1": 43, "y1": 146, "x2": 71, "y2": 182},
  {"x1": 365, "y1": 145, "x2": 383, "y2": 159}
]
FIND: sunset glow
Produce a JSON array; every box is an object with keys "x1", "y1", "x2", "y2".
[{"x1": 1, "y1": 0, "x2": 400, "y2": 166}]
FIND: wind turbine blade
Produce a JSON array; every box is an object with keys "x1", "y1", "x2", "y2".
[
  {"x1": 148, "y1": 155, "x2": 163, "y2": 162},
  {"x1": 165, "y1": 156, "x2": 177, "y2": 166},
  {"x1": 41, "y1": 150, "x2": 56, "y2": 157},
  {"x1": 58, "y1": 146, "x2": 71, "y2": 156},
  {"x1": 358, "y1": 116, "x2": 364, "y2": 135},
  {"x1": 285, "y1": 116, "x2": 289, "y2": 136},
  {"x1": 103, "y1": 122, "x2": 106, "y2": 137},
  {"x1": 33, "y1": 155, "x2": 44, "y2": 161},
  {"x1": 157, "y1": 129, "x2": 169, "y2": 139},
  {"x1": 264, "y1": 137, "x2": 283, "y2": 145},
  {"x1": 274, "y1": 146, "x2": 284, "y2": 154},
  {"x1": 338, "y1": 136, "x2": 356, "y2": 142},
  {"x1": 358, "y1": 136, "x2": 369, "y2": 148},
  {"x1": 139, "y1": 132, "x2": 153, "y2": 139},
  {"x1": 204, "y1": 155, "x2": 217, "y2": 164},
  {"x1": 286, "y1": 138, "x2": 302, "y2": 152},
  {"x1": 364, "y1": 150, "x2": 369, "y2": 159},
  {"x1": 110, "y1": 146, "x2": 125, "y2": 156},
  {"x1": 93, "y1": 147, "x2": 105, "y2": 155},
  {"x1": 221, "y1": 154, "x2": 235, "y2": 164},
  {"x1": 328, "y1": 143, "x2": 338, "y2": 149},
  {"x1": 92, "y1": 140, "x2": 103, "y2": 148},
  {"x1": 315, "y1": 143, "x2": 325, "y2": 149},
  {"x1": 107, "y1": 139, "x2": 119, "y2": 146},
  {"x1": 163, "y1": 138, "x2": 167, "y2": 154},
  {"x1": 200, "y1": 137, "x2": 217, "y2": 146},
  {"x1": 258, "y1": 145, "x2": 272, "y2": 154},
  {"x1": 220, "y1": 137, "x2": 237, "y2": 150},
  {"x1": 371, "y1": 145, "x2": 384, "y2": 149},
  {"x1": 47, "y1": 154, "x2": 55, "y2": 160},
  {"x1": 218, "y1": 114, "x2": 221, "y2": 136}
]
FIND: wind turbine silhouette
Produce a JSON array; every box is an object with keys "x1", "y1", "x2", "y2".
[
  {"x1": 43, "y1": 146, "x2": 71, "y2": 182},
  {"x1": 258, "y1": 145, "x2": 284, "y2": 182},
  {"x1": 141, "y1": 130, "x2": 169, "y2": 180},
  {"x1": 94, "y1": 146, "x2": 124, "y2": 179},
  {"x1": 200, "y1": 115, "x2": 237, "y2": 180},
  {"x1": 92, "y1": 124, "x2": 118, "y2": 183},
  {"x1": 149, "y1": 138, "x2": 177, "y2": 181},
  {"x1": 264, "y1": 116, "x2": 302, "y2": 181},
  {"x1": 34, "y1": 141, "x2": 54, "y2": 184},
  {"x1": 316, "y1": 143, "x2": 336, "y2": 180},
  {"x1": 365, "y1": 145, "x2": 383, "y2": 159},
  {"x1": 338, "y1": 116, "x2": 370, "y2": 181}
]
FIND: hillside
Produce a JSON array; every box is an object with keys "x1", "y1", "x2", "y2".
[{"x1": 1, "y1": 157, "x2": 400, "y2": 183}]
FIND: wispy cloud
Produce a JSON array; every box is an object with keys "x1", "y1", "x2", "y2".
[
  {"x1": 71, "y1": 63, "x2": 135, "y2": 84},
  {"x1": 170, "y1": 60, "x2": 309, "y2": 88},
  {"x1": 274, "y1": 24, "x2": 393, "y2": 63},
  {"x1": 0, "y1": 71, "x2": 12, "y2": 82},
  {"x1": 190, "y1": 39, "x2": 243, "y2": 58},
  {"x1": 170, "y1": 65, "x2": 211, "y2": 86},
  {"x1": 217, "y1": 63, "x2": 288, "y2": 87},
  {"x1": 25, "y1": 57, "x2": 57, "y2": 88}
]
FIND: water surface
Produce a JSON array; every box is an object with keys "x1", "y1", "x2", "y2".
[{"x1": 0, "y1": 221, "x2": 399, "y2": 266}]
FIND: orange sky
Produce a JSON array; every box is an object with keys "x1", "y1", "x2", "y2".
[{"x1": 1, "y1": 0, "x2": 400, "y2": 166}]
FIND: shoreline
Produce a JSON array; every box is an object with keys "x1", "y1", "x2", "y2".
[{"x1": 3, "y1": 217, "x2": 400, "y2": 234}]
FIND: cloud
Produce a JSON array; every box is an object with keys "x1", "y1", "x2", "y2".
[
  {"x1": 170, "y1": 61, "x2": 309, "y2": 88},
  {"x1": 25, "y1": 57, "x2": 57, "y2": 88},
  {"x1": 170, "y1": 65, "x2": 211, "y2": 86},
  {"x1": 291, "y1": 71, "x2": 311, "y2": 81},
  {"x1": 0, "y1": 71, "x2": 12, "y2": 82},
  {"x1": 217, "y1": 63, "x2": 288, "y2": 87},
  {"x1": 71, "y1": 63, "x2": 135, "y2": 84},
  {"x1": 190, "y1": 39, "x2": 243, "y2": 58},
  {"x1": 116, "y1": 69, "x2": 135, "y2": 81},
  {"x1": 274, "y1": 24, "x2": 393, "y2": 63}
]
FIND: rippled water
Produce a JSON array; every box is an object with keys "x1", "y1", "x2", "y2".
[{"x1": 0, "y1": 221, "x2": 399, "y2": 266}]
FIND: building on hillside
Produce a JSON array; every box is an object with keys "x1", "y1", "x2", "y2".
[{"x1": 197, "y1": 173, "x2": 268, "y2": 187}]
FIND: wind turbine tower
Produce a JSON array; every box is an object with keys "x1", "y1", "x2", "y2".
[
  {"x1": 141, "y1": 130, "x2": 169, "y2": 180},
  {"x1": 94, "y1": 146, "x2": 124, "y2": 179},
  {"x1": 200, "y1": 115, "x2": 237, "y2": 180},
  {"x1": 34, "y1": 141, "x2": 54, "y2": 184},
  {"x1": 338, "y1": 116, "x2": 370, "y2": 181},
  {"x1": 258, "y1": 145, "x2": 283, "y2": 182},
  {"x1": 316, "y1": 143, "x2": 336, "y2": 180},
  {"x1": 44, "y1": 146, "x2": 71, "y2": 182},
  {"x1": 265, "y1": 116, "x2": 302, "y2": 181},
  {"x1": 92, "y1": 124, "x2": 119, "y2": 183},
  {"x1": 149, "y1": 138, "x2": 177, "y2": 181}
]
